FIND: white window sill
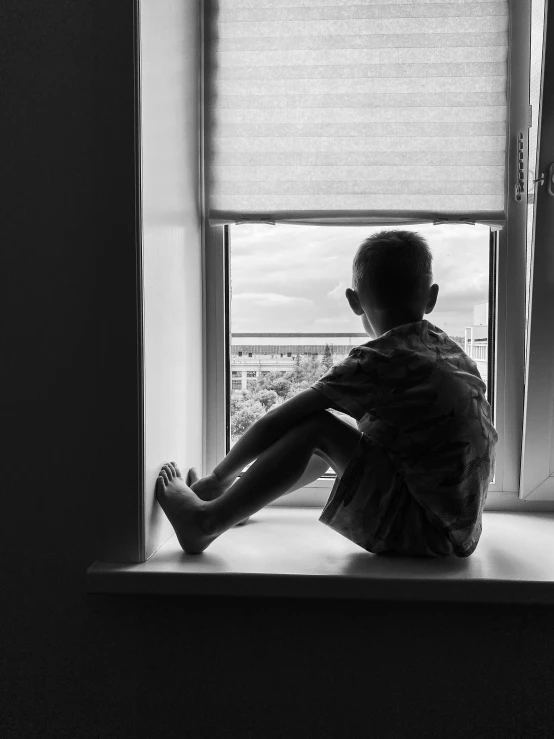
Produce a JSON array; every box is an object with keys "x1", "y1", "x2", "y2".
[{"x1": 87, "y1": 508, "x2": 554, "y2": 604}]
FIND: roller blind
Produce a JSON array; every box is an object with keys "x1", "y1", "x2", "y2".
[{"x1": 205, "y1": 0, "x2": 509, "y2": 226}]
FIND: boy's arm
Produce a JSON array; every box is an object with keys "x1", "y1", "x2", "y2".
[{"x1": 213, "y1": 388, "x2": 342, "y2": 485}]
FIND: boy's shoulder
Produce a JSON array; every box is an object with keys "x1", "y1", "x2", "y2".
[
  {"x1": 343, "y1": 319, "x2": 479, "y2": 382},
  {"x1": 351, "y1": 319, "x2": 458, "y2": 358}
]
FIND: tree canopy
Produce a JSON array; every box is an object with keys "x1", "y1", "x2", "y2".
[{"x1": 230, "y1": 352, "x2": 334, "y2": 443}]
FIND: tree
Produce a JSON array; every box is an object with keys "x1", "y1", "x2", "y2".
[
  {"x1": 230, "y1": 353, "x2": 336, "y2": 442},
  {"x1": 256, "y1": 370, "x2": 286, "y2": 391},
  {"x1": 253, "y1": 388, "x2": 279, "y2": 411},
  {"x1": 269, "y1": 376, "x2": 292, "y2": 399},
  {"x1": 321, "y1": 343, "x2": 333, "y2": 371},
  {"x1": 230, "y1": 398, "x2": 266, "y2": 440},
  {"x1": 290, "y1": 353, "x2": 302, "y2": 382}
]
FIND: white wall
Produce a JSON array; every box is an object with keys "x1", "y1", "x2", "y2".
[{"x1": 140, "y1": 0, "x2": 203, "y2": 560}]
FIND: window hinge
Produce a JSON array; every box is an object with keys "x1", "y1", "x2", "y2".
[{"x1": 515, "y1": 132, "x2": 526, "y2": 201}]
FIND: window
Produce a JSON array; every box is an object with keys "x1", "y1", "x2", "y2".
[
  {"x1": 232, "y1": 371, "x2": 241, "y2": 378},
  {"x1": 231, "y1": 379, "x2": 242, "y2": 391},
  {"x1": 519, "y1": 0, "x2": 554, "y2": 499},
  {"x1": 229, "y1": 222, "x2": 493, "y2": 482},
  {"x1": 92, "y1": 0, "x2": 554, "y2": 573},
  {"x1": 246, "y1": 371, "x2": 257, "y2": 378},
  {"x1": 202, "y1": 0, "x2": 554, "y2": 509}
]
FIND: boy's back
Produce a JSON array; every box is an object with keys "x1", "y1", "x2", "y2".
[{"x1": 312, "y1": 319, "x2": 498, "y2": 557}]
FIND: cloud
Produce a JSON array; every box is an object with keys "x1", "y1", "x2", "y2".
[
  {"x1": 327, "y1": 282, "x2": 349, "y2": 301},
  {"x1": 229, "y1": 223, "x2": 492, "y2": 336},
  {"x1": 232, "y1": 292, "x2": 313, "y2": 308}
]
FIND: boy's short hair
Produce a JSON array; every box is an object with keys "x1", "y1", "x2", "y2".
[{"x1": 352, "y1": 230, "x2": 433, "y2": 310}]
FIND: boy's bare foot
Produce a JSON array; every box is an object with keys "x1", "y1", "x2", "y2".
[
  {"x1": 188, "y1": 466, "x2": 250, "y2": 527},
  {"x1": 156, "y1": 462, "x2": 215, "y2": 554},
  {"x1": 187, "y1": 466, "x2": 227, "y2": 501}
]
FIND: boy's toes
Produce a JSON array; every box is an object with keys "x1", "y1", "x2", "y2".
[
  {"x1": 187, "y1": 467, "x2": 199, "y2": 485},
  {"x1": 162, "y1": 463, "x2": 174, "y2": 480},
  {"x1": 160, "y1": 468, "x2": 169, "y2": 485},
  {"x1": 171, "y1": 461, "x2": 183, "y2": 478},
  {"x1": 156, "y1": 475, "x2": 166, "y2": 496}
]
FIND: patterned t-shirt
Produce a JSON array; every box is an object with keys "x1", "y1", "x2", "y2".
[{"x1": 311, "y1": 319, "x2": 498, "y2": 557}]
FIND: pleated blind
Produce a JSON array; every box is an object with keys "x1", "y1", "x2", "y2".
[{"x1": 206, "y1": 0, "x2": 509, "y2": 226}]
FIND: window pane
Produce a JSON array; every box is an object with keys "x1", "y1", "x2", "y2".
[{"x1": 229, "y1": 224, "x2": 491, "y2": 472}]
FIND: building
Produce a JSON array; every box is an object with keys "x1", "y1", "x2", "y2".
[
  {"x1": 231, "y1": 332, "x2": 367, "y2": 391},
  {"x1": 231, "y1": 310, "x2": 490, "y2": 394},
  {"x1": 465, "y1": 302, "x2": 489, "y2": 390}
]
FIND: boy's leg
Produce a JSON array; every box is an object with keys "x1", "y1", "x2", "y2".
[
  {"x1": 189, "y1": 452, "x2": 330, "y2": 500},
  {"x1": 205, "y1": 411, "x2": 361, "y2": 537},
  {"x1": 156, "y1": 412, "x2": 361, "y2": 553},
  {"x1": 188, "y1": 452, "x2": 330, "y2": 528},
  {"x1": 284, "y1": 452, "x2": 331, "y2": 494}
]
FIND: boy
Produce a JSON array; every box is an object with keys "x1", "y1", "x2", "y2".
[{"x1": 157, "y1": 230, "x2": 498, "y2": 557}]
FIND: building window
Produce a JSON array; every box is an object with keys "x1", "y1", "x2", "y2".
[
  {"x1": 238, "y1": 351, "x2": 242, "y2": 357},
  {"x1": 248, "y1": 352, "x2": 252, "y2": 357},
  {"x1": 232, "y1": 371, "x2": 241, "y2": 378},
  {"x1": 246, "y1": 371, "x2": 257, "y2": 378},
  {"x1": 231, "y1": 379, "x2": 242, "y2": 390}
]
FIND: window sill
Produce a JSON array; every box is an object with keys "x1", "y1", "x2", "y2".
[{"x1": 87, "y1": 508, "x2": 554, "y2": 604}]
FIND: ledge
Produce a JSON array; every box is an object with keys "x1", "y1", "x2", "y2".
[{"x1": 87, "y1": 508, "x2": 554, "y2": 604}]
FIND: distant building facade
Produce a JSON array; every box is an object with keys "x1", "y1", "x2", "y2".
[
  {"x1": 230, "y1": 333, "x2": 366, "y2": 391},
  {"x1": 231, "y1": 311, "x2": 490, "y2": 394},
  {"x1": 465, "y1": 301, "x2": 489, "y2": 390}
]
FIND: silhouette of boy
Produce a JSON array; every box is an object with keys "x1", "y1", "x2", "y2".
[{"x1": 157, "y1": 230, "x2": 497, "y2": 557}]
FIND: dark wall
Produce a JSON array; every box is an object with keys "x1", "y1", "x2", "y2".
[{"x1": 1, "y1": 2, "x2": 553, "y2": 737}]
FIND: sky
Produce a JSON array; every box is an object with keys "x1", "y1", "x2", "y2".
[{"x1": 230, "y1": 223, "x2": 490, "y2": 339}]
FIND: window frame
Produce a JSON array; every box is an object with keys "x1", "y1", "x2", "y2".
[
  {"x1": 519, "y1": 0, "x2": 554, "y2": 501},
  {"x1": 203, "y1": 0, "x2": 554, "y2": 512}
]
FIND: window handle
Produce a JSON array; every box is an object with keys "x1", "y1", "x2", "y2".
[{"x1": 531, "y1": 163, "x2": 554, "y2": 196}]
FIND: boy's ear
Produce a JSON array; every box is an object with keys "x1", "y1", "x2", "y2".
[
  {"x1": 345, "y1": 288, "x2": 364, "y2": 316},
  {"x1": 424, "y1": 283, "x2": 439, "y2": 314}
]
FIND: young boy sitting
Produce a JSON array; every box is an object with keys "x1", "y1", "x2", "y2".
[{"x1": 157, "y1": 230, "x2": 498, "y2": 558}]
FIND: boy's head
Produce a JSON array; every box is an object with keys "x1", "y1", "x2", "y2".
[{"x1": 346, "y1": 230, "x2": 439, "y2": 338}]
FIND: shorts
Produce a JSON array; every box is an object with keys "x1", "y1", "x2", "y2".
[{"x1": 319, "y1": 432, "x2": 455, "y2": 558}]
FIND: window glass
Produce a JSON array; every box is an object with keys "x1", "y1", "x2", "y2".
[{"x1": 229, "y1": 223, "x2": 491, "y2": 460}]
